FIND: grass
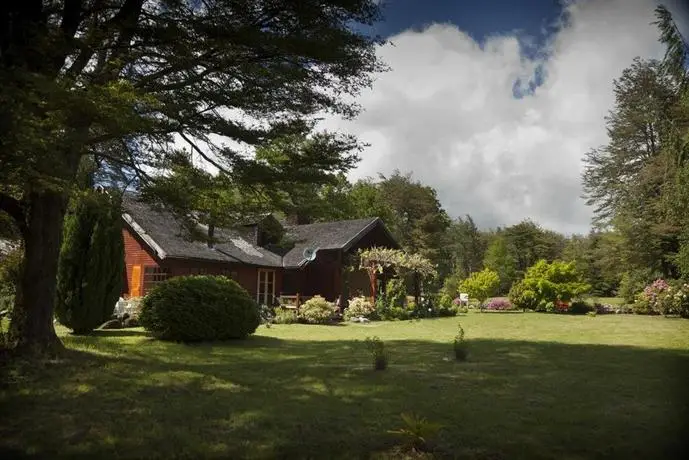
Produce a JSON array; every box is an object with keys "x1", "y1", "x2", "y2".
[{"x1": 2, "y1": 314, "x2": 689, "y2": 459}]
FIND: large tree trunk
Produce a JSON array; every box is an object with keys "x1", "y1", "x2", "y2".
[{"x1": 9, "y1": 189, "x2": 69, "y2": 355}]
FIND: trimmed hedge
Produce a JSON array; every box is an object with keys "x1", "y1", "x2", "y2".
[{"x1": 139, "y1": 275, "x2": 259, "y2": 341}]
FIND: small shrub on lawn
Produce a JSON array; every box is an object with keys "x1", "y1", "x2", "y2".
[
  {"x1": 453, "y1": 322, "x2": 467, "y2": 361},
  {"x1": 344, "y1": 296, "x2": 376, "y2": 321},
  {"x1": 139, "y1": 275, "x2": 259, "y2": 341},
  {"x1": 388, "y1": 413, "x2": 443, "y2": 453},
  {"x1": 273, "y1": 307, "x2": 298, "y2": 324},
  {"x1": 298, "y1": 295, "x2": 337, "y2": 324},
  {"x1": 365, "y1": 336, "x2": 388, "y2": 370}
]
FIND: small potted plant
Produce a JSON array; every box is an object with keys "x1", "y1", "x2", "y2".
[
  {"x1": 365, "y1": 336, "x2": 389, "y2": 370},
  {"x1": 453, "y1": 322, "x2": 467, "y2": 361}
]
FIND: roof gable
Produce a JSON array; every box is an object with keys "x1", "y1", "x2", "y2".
[{"x1": 281, "y1": 217, "x2": 399, "y2": 268}]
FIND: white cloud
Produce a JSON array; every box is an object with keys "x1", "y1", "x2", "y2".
[{"x1": 319, "y1": 0, "x2": 681, "y2": 235}]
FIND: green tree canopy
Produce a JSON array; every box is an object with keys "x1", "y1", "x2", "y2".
[
  {"x1": 459, "y1": 268, "x2": 500, "y2": 306},
  {"x1": 582, "y1": 8, "x2": 689, "y2": 281},
  {"x1": 517, "y1": 260, "x2": 591, "y2": 309}
]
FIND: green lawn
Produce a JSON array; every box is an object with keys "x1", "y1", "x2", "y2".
[{"x1": 2, "y1": 314, "x2": 688, "y2": 459}]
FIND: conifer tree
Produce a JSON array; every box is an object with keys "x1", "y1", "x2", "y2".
[{"x1": 55, "y1": 192, "x2": 124, "y2": 334}]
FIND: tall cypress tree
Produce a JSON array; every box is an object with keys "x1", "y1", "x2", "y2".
[{"x1": 55, "y1": 192, "x2": 124, "y2": 334}]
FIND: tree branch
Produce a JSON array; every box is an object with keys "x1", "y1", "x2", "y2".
[{"x1": 178, "y1": 131, "x2": 231, "y2": 174}]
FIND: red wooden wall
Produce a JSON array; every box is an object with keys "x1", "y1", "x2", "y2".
[{"x1": 122, "y1": 227, "x2": 282, "y2": 302}]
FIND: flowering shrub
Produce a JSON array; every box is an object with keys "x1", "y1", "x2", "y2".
[
  {"x1": 298, "y1": 295, "x2": 337, "y2": 324},
  {"x1": 637, "y1": 279, "x2": 672, "y2": 315},
  {"x1": 635, "y1": 279, "x2": 689, "y2": 317},
  {"x1": 673, "y1": 283, "x2": 689, "y2": 318},
  {"x1": 344, "y1": 296, "x2": 376, "y2": 321},
  {"x1": 483, "y1": 298, "x2": 514, "y2": 311},
  {"x1": 554, "y1": 300, "x2": 570, "y2": 313}
]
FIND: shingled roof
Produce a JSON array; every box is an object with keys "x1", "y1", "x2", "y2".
[
  {"x1": 281, "y1": 218, "x2": 394, "y2": 268},
  {"x1": 122, "y1": 195, "x2": 282, "y2": 267},
  {"x1": 121, "y1": 195, "x2": 397, "y2": 268}
]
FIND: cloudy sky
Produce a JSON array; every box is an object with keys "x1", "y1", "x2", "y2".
[{"x1": 319, "y1": 0, "x2": 689, "y2": 235}]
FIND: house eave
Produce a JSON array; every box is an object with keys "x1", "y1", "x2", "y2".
[{"x1": 122, "y1": 213, "x2": 168, "y2": 260}]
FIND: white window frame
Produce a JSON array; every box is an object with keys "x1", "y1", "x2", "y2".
[{"x1": 256, "y1": 269, "x2": 276, "y2": 305}]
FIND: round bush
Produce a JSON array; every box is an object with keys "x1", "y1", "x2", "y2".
[
  {"x1": 508, "y1": 281, "x2": 539, "y2": 311},
  {"x1": 298, "y1": 295, "x2": 337, "y2": 324},
  {"x1": 139, "y1": 275, "x2": 259, "y2": 341}
]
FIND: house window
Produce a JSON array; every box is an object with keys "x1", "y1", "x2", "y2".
[
  {"x1": 143, "y1": 266, "x2": 168, "y2": 294},
  {"x1": 257, "y1": 269, "x2": 276, "y2": 306},
  {"x1": 189, "y1": 267, "x2": 208, "y2": 275}
]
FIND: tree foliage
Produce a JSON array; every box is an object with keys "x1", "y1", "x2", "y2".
[
  {"x1": 459, "y1": 269, "x2": 500, "y2": 306},
  {"x1": 511, "y1": 260, "x2": 590, "y2": 311},
  {"x1": 483, "y1": 234, "x2": 517, "y2": 294},
  {"x1": 445, "y1": 215, "x2": 486, "y2": 280},
  {"x1": 55, "y1": 191, "x2": 124, "y2": 334},
  {"x1": 358, "y1": 247, "x2": 436, "y2": 279},
  {"x1": 582, "y1": 7, "x2": 689, "y2": 282},
  {"x1": 346, "y1": 172, "x2": 451, "y2": 281}
]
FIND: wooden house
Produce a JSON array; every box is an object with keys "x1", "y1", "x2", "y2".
[{"x1": 121, "y1": 195, "x2": 399, "y2": 306}]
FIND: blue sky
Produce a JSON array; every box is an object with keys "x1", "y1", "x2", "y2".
[{"x1": 374, "y1": 0, "x2": 565, "y2": 47}]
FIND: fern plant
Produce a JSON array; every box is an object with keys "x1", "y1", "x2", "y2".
[
  {"x1": 365, "y1": 336, "x2": 388, "y2": 370},
  {"x1": 388, "y1": 412, "x2": 443, "y2": 452},
  {"x1": 453, "y1": 322, "x2": 468, "y2": 361}
]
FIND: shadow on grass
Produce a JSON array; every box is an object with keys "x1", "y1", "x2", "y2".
[
  {"x1": 90, "y1": 329, "x2": 150, "y2": 338},
  {"x1": 1, "y1": 335, "x2": 688, "y2": 459}
]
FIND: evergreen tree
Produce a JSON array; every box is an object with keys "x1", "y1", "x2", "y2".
[
  {"x1": 483, "y1": 234, "x2": 518, "y2": 294},
  {"x1": 55, "y1": 192, "x2": 124, "y2": 334}
]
